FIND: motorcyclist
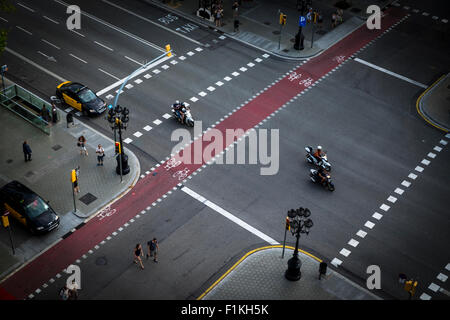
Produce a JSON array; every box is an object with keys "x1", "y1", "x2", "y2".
[
  {"x1": 317, "y1": 166, "x2": 329, "y2": 185},
  {"x1": 172, "y1": 100, "x2": 182, "y2": 122},
  {"x1": 179, "y1": 102, "x2": 188, "y2": 124},
  {"x1": 313, "y1": 145, "x2": 325, "y2": 163}
]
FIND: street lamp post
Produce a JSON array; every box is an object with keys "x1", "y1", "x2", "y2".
[
  {"x1": 107, "y1": 104, "x2": 130, "y2": 180},
  {"x1": 294, "y1": 0, "x2": 306, "y2": 50},
  {"x1": 285, "y1": 207, "x2": 313, "y2": 281}
]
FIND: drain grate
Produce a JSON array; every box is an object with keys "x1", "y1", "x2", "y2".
[
  {"x1": 52, "y1": 144, "x2": 62, "y2": 151},
  {"x1": 79, "y1": 193, "x2": 97, "y2": 206}
]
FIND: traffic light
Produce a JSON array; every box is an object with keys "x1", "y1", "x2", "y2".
[
  {"x1": 285, "y1": 217, "x2": 290, "y2": 230},
  {"x1": 279, "y1": 13, "x2": 287, "y2": 25},
  {"x1": 115, "y1": 141, "x2": 121, "y2": 154},
  {"x1": 404, "y1": 280, "x2": 418, "y2": 296},
  {"x1": 165, "y1": 44, "x2": 172, "y2": 57},
  {"x1": 1, "y1": 215, "x2": 9, "y2": 228},
  {"x1": 71, "y1": 169, "x2": 77, "y2": 184}
]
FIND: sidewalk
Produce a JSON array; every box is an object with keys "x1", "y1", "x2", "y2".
[
  {"x1": 417, "y1": 73, "x2": 450, "y2": 132},
  {"x1": 199, "y1": 246, "x2": 381, "y2": 300},
  {"x1": 0, "y1": 77, "x2": 140, "y2": 282},
  {"x1": 147, "y1": 0, "x2": 396, "y2": 59}
]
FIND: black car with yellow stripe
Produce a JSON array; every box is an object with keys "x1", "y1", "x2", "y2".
[
  {"x1": 56, "y1": 81, "x2": 106, "y2": 115},
  {"x1": 0, "y1": 181, "x2": 60, "y2": 234}
]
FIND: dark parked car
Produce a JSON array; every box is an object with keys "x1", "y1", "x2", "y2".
[
  {"x1": 0, "y1": 181, "x2": 60, "y2": 234},
  {"x1": 56, "y1": 81, "x2": 106, "y2": 115}
]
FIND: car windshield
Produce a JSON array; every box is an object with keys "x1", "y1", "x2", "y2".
[
  {"x1": 25, "y1": 197, "x2": 49, "y2": 219},
  {"x1": 78, "y1": 88, "x2": 97, "y2": 103}
]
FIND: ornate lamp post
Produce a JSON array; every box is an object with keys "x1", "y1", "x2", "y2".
[
  {"x1": 285, "y1": 207, "x2": 313, "y2": 281},
  {"x1": 107, "y1": 104, "x2": 130, "y2": 180}
]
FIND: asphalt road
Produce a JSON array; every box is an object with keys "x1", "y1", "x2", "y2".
[{"x1": 0, "y1": 1, "x2": 449, "y2": 300}]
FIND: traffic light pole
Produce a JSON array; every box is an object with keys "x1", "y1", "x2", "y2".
[{"x1": 118, "y1": 124, "x2": 123, "y2": 183}]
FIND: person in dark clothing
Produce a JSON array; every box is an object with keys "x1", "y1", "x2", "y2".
[
  {"x1": 41, "y1": 105, "x2": 50, "y2": 123},
  {"x1": 51, "y1": 103, "x2": 58, "y2": 123},
  {"x1": 23, "y1": 141, "x2": 32, "y2": 162}
]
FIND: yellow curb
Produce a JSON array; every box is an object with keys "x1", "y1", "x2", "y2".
[
  {"x1": 416, "y1": 74, "x2": 449, "y2": 133},
  {"x1": 196, "y1": 245, "x2": 322, "y2": 300}
]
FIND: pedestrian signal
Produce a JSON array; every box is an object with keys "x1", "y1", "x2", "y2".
[
  {"x1": 1, "y1": 215, "x2": 9, "y2": 228},
  {"x1": 279, "y1": 14, "x2": 287, "y2": 25},
  {"x1": 165, "y1": 44, "x2": 172, "y2": 57},
  {"x1": 115, "y1": 142, "x2": 121, "y2": 154},
  {"x1": 285, "y1": 217, "x2": 290, "y2": 230}
]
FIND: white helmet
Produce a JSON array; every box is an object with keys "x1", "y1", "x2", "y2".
[{"x1": 317, "y1": 146, "x2": 322, "y2": 150}]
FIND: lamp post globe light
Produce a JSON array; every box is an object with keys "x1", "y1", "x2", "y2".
[
  {"x1": 285, "y1": 207, "x2": 313, "y2": 281},
  {"x1": 107, "y1": 104, "x2": 130, "y2": 176}
]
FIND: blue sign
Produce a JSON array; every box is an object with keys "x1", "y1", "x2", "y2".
[{"x1": 299, "y1": 16, "x2": 306, "y2": 27}]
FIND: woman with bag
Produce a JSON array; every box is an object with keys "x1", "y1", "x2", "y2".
[{"x1": 78, "y1": 135, "x2": 88, "y2": 156}]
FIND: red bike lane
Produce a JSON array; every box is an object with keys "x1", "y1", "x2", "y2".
[{"x1": 0, "y1": 8, "x2": 406, "y2": 300}]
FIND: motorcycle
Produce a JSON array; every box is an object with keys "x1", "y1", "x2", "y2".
[
  {"x1": 305, "y1": 146, "x2": 331, "y2": 171},
  {"x1": 171, "y1": 105, "x2": 194, "y2": 127},
  {"x1": 310, "y1": 169, "x2": 335, "y2": 191}
]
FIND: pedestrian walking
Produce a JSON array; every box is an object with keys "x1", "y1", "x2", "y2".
[
  {"x1": 232, "y1": 1, "x2": 239, "y2": 18},
  {"x1": 73, "y1": 166, "x2": 80, "y2": 194},
  {"x1": 41, "y1": 105, "x2": 50, "y2": 123},
  {"x1": 77, "y1": 135, "x2": 88, "y2": 156},
  {"x1": 96, "y1": 144, "x2": 105, "y2": 166},
  {"x1": 22, "y1": 141, "x2": 32, "y2": 162},
  {"x1": 51, "y1": 103, "x2": 58, "y2": 124},
  {"x1": 134, "y1": 243, "x2": 145, "y2": 269},
  {"x1": 146, "y1": 238, "x2": 159, "y2": 263},
  {"x1": 59, "y1": 285, "x2": 70, "y2": 301},
  {"x1": 66, "y1": 111, "x2": 74, "y2": 128}
]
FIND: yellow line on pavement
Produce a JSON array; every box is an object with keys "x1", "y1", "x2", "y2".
[
  {"x1": 196, "y1": 245, "x2": 322, "y2": 300},
  {"x1": 416, "y1": 74, "x2": 448, "y2": 133}
]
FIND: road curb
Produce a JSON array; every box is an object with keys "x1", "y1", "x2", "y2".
[
  {"x1": 196, "y1": 245, "x2": 321, "y2": 300},
  {"x1": 416, "y1": 74, "x2": 449, "y2": 133}
]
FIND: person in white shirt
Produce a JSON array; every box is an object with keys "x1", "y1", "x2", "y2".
[{"x1": 96, "y1": 144, "x2": 105, "y2": 166}]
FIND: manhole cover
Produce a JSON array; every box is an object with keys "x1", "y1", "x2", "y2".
[
  {"x1": 350, "y1": 7, "x2": 362, "y2": 13},
  {"x1": 52, "y1": 144, "x2": 62, "y2": 151},
  {"x1": 25, "y1": 171, "x2": 34, "y2": 178},
  {"x1": 273, "y1": 30, "x2": 280, "y2": 35},
  {"x1": 6, "y1": 159, "x2": 12, "y2": 164},
  {"x1": 79, "y1": 193, "x2": 97, "y2": 206},
  {"x1": 95, "y1": 257, "x2": 107, "y2": 266},
  {"x1": 264, "y1": 21, "x2": 271, "y2": 25}
]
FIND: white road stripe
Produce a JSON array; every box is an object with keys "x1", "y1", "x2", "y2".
[
  {"x1": 394, "y1": 188, "x2": 404, "y2": 195},
  {"x1": 16, "y1": 26, "x2": 32, "y2": 35},
  {"x1": 331, "y1": 258, "x2": 342, "y2": 267},
  {"x1": 340, "y1": 248, "x2": 351, "y2": 257},
  {"x1": 70, "y1": 30, "x2": 85, "y2": 37},
  {"x1": 380, "y1": 204, "x2": 390, "y2": 211},
  {"x1": 182, "y1": 187, "x2": 279, "y2": 245},
  {"x1": 356, "y1": 230, "x2": 367, "y2": 238},
  {"x1": 124, "y1": 55, "x2": 144, "y2": 66},
  {"x1": 437, "y1": 273, "x2": 448, "y2": 282},
  {"x1": 43, "y1": 15, "x2": 59, "y2": 24},
  {"x1": 372, "y1": 212, "x2": 383, "y2": 220},
  {"x1": 94, "y1": 41, "x2": 114, "y2": 51},
  {"x1": 101, "y1": 0, "x2": 203, "y2": 46},
  {"x1": 98, "y1": 68, "x2": 121, "y2": 80},
  {"x1": 387, "y1": 196, "x2": 397, "y2": 203},
  {"x1": 427, "y1": 152, "x2": 436, "y2": 159},
  {"x1": 55, "y1": 0, "x2": 165, "y2": 52},
  {"x1": 428, "y1": 283, "x2": 440, "y2": 292},
  {"x1": 353, "y1": 58, "x2": 427, "y2": 88},
  {"x1": 421, "y1": 159, "x2": 430, "y2": 166},
  {"x1": 42, "y1": 39, "x2": 60, "y2": 50},
  {"x1": 365, "y1": 221, "x2": 375, "y2": 229},
  {"x1": 0, "y1": 16, "x2": 8, "y2": 22},
  {"x1": 348, "y1": 239, "x2": 359, "y2": 247},
  {"x1": 420, "y1": 293, "x2": 431, "y2": 300},
  {"x1": 70, "y1": 53, "x2": 87, "y2": 64},
  {"x1": 17, "y1": 2, "x2": 35, "y2": 12},
  {"x1": 415, "y1": 166, "x2": 424, "y2": 172},
  {"x1": 408, "y1": 173, "x2": 417, "y2": 179}
]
